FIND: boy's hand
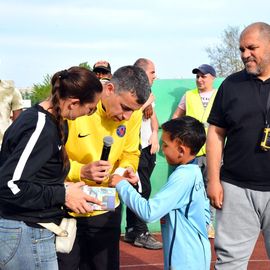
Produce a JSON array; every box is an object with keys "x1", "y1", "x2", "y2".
[
  {"x1": 109, "y1": 174, "x2": 123, "y2": 187},
  {"x1": 109, "y1": 167, "x2": 139, "y2": 187},
  {"x1": 123, "y1": 167, "x2": 139, "y2": 185}
]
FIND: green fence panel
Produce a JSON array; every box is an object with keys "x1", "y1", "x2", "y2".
[{"x1": 120, "y1": 78, "x2": 224, "y2": 233}]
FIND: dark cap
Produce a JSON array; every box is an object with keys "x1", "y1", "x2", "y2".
[
  {"x1": 192, "y1": 64, "x2": 216, "y2": 77},
  {"x1": 93, "y1": 61, "x2": 111, "y2": 73}
]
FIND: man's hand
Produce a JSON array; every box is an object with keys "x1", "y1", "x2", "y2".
[
  {"x1": 207, "y1": 180, "x2": 223, "y2": 209},
  {"x1": 64, "y1": 182, "x2": 102, "y2": 214},
  {"x1": 143, "y1": 104, "x2": 153, "y2": 119},
  {"x1": 81, "y1": 161, "x2": 112, "y2": 183}
]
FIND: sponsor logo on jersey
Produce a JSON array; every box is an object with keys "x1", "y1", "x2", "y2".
[{"x1": 116, "y1": 125, "x2": 126, "y2": 137}]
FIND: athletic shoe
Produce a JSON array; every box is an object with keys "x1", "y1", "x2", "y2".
[
  {"x1": 134, "y1": 232, "x2": 163, "y2": 250},
  {"x1": 123, "y1": 231, "x2": 137, "y2": 243}
]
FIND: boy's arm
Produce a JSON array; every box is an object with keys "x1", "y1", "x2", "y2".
[{"x1": 110, "y1": 168, "x2": 193, "y2": 223}]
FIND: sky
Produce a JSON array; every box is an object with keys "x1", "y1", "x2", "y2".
[{"x1": 1, "y1": 0, "x2": 270, "y2": 88}]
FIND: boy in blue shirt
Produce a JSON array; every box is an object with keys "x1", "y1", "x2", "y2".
[{"x1": 110, "y1": 116, "x2": 211, "y2": 270}]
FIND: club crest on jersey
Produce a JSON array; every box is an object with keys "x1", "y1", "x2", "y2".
[{"x1": 116, "y1": 125, "x2": 126, "y2": 137}]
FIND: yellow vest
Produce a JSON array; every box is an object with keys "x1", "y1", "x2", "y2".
[{"x1": 186, "y1": 89, "x2": 217, "y2": 156}]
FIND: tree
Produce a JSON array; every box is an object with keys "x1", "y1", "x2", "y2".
[
  {"x1": 31, "y1": 74, "x2": 51, "y2": 104},
  {"x1": 29, "y1": 62, "x2": 91, "y2": 104},
  {"x1": 206, "y1": 26, "x2": 244, "y2": 77},
  {"x1": 79, "y1": 62, "x2": 92, "y2": 70}
]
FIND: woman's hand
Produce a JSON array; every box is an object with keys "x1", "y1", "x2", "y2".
[{"x1": 64, "y1": 181, "x2": 102, "y2": 214}]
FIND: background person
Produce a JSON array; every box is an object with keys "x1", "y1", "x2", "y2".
[
  {"x1": 110, "y1": 116, "x2": 211, "y2": 270},
  {"x1": 0, "y1": 79, "x2": 23, "y2": 148},
  {"x1": 207, "y1": 22, "x2": 270, "y2": 269},
  {"x1": 172, "y1": 64, "x2": 217, "y2": 238},
  {"x1": 57, "y1": 65, "x2": 151, "y2": 270},
  {"x1": 0, "y1": 66, "x2": 103, "y2": 270},
  {"x1": 93, "y1": 60, "x2": 112, "y2": 81},
  {"x1": 124, "y1": 58, "x2": 162, "y2": 249}
]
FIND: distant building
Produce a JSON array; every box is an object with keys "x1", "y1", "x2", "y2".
[
  {"x1": 18, "y1": 87, "x2": 33, "y2": 109},
  {"x1": 22, "y1": 99, "x2": 31, "y2": 109}
]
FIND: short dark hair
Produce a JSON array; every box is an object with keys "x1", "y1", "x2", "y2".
[
  {"x1": 110, "y1": 65, "x2": 150, "y2": 104},
  {"x1": 161, "y1": 116, "x2": 206, "y2": 155}
]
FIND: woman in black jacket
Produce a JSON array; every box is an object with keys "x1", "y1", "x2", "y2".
[{"x1": 0, "y1": 66, "x2": 103, "y2": 270}]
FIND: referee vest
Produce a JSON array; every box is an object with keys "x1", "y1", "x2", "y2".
[{"x1": 186, "y1": 89, "x2": 217, "y2": 156}]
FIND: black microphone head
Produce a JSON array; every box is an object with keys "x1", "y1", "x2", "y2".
[{"x1": 103, "y1": 136, "x2": 114, "y2": 147}]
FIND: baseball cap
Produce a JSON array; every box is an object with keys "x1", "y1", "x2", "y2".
[
  {"x1": 192, "y1": 64, "x2": 216, "y2": 77},
  {"x1": 93, "y1": 61, "x2": 111, "y2": 73}
]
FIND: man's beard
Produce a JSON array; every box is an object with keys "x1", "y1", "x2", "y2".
[{"x1": 243, "y1": 57, "x2": 261, "y2": 76}]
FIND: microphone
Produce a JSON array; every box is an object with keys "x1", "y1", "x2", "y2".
[
  {"x1": 97, "y1": 136, "x2": 113, "y2": 184},
  {"x1": 100, "y1": 136, "x2": 114, "y2": 161}
]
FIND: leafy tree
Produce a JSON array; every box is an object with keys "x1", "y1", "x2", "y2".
[
  {"x1": 206, "y1": 26, "x2": 244, "y2": 77},
  {"x1": 79, "y1": 62, "x2": 92, "y2": 70},
  {"x1": 29, "y1": 62, "x2": 91, "y2": 104},
  {"x1": 21, "y1": 91, "x2": 31, "y2": 100},
  {"x1": 31, "y1": 74, "x2": 51, "y2": 104}
]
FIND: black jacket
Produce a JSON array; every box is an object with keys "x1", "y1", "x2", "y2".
[{"x1": 0, "y1": 104, "x2": 67, "y2": 223}]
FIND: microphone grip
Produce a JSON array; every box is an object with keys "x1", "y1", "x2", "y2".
[
  {"x1": 97, "y1": 145, "x2": 111, "y2": 185},
  {"x1": 100, "y1": 146, "x2": 111, "y2": 161}
]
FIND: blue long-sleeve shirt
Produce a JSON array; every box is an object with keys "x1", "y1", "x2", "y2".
[{"x1": 116, "y1": 163, "x2": 211, "y2": 270}]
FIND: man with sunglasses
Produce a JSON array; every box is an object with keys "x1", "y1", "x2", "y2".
[
  {"x1": 93, "y1": 60, "x2": 112, "y2": 81},
  {"x1": 172, "y1": 64, "x2": 217, "y2": 239}
]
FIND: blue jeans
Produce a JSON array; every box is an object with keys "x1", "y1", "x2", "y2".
[{"x1": 0, "y1": 218, "x2": 58, "y2": 270}]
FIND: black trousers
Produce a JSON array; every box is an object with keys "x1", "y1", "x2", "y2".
[
  {"x1": 57, "y1": 205, "x2": 122, "y2": 270},
  {"x1": 126, "y1": 145, "x2": 156, "y2": 235}
]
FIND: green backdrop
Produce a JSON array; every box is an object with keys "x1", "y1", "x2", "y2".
[{"x1": 120, "y1": 78, "x2": 224, "y2": 233}]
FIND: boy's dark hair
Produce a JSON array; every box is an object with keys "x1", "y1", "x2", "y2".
[{"x1": 161, "y1": 116, "x2": 206, "y2": 155}]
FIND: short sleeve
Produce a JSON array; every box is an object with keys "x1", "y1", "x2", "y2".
[
  {"x1": 178, "y1": 94, "x2": 186, "y2": 111},
  {"x1": 12, "y1": 88, "x2": 24, "y2": 111}
]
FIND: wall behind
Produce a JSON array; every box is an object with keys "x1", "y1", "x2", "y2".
[{"x1": 121, "y1": 78, "x2": 224, "y2": 233}]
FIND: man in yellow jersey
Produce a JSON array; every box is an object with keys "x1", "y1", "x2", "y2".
[
  {"x1": 57, "y1": 65, "x2": 150, "y2": 270},
  {"x1": 172, "y1": 64, "x2": 217, "y2": 238}
]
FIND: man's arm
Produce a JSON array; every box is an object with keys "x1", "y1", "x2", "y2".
[
  {"x1": 12, "y1": 109, "x2": 22, "y2": 121},
  {"x1": 172, "y1": 94, "x2": 186, "y2": 119},
  {"x1": 149, "y1": 110, "x2": 159, "y2": 154},
  {"x1": 141, "y1": 93, "x2": 155, "y2": 113},
  {"x1": 172, "y1": 107, "x2": 185, "y2": 119},
  {"x1": 206, "y1": 124, "x2": 226, "y2": 209},
  {"x1": 11, "y1": 87, "x2": 23, "y2": 121}
]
